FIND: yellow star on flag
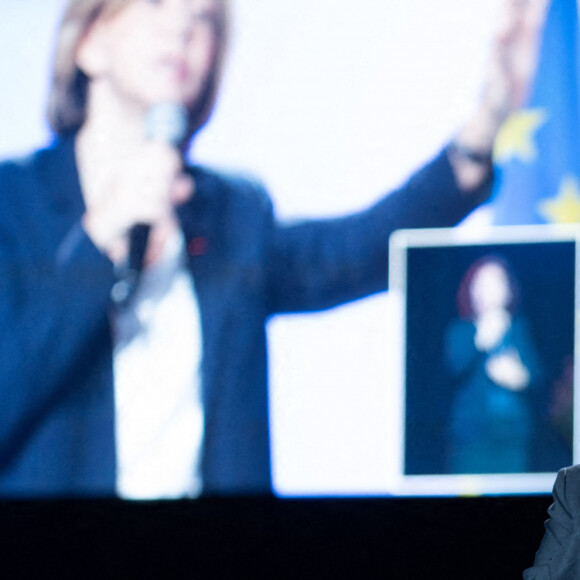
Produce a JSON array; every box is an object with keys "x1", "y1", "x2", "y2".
[
  {"x1": 538, "y1": 175, "x2": 580, "y2": 224},
  {"x1": 493, "y1": 109, "x2": 548, "y2": 164}
]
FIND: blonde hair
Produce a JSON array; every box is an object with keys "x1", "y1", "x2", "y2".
[{"x1": 47, "y1": 0, "x2": 228, "y2": 138}]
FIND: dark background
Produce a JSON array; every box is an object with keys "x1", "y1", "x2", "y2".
[
  {"x1": 0, "y1": 495, "x2": 552, "y2": 578},
  {"x1": 405, "y1": 241, "x2": 576, "y2": 475}
]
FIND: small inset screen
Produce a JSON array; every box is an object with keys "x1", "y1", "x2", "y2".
[{"x1": 388, "y1": 225, "x2": 577, "y2": 496}]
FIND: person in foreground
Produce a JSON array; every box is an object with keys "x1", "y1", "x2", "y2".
[
  {"x1": 0, "y1": 0, "x2": 548, "y2": 498},
  {"x1": 523, "y1": 465, "x2": 580, "y2": 579}
]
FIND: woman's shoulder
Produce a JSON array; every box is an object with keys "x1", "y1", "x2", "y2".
[
  {"x1": 189, "y1": 163, "x2": 275, "y2": 215},
  {"x1": 0, "y1": 138, "x2": 71, "y2": 185}
]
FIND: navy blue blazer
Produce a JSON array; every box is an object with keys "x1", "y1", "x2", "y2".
[
  {"x1": 524, "y1": 465, "x2": 580, "y2": 579},
  {"x1": 0, "y1": 136, "x2": 491, "y2": 497}
]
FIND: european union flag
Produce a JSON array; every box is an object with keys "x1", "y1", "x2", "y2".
[{"x1": 492, "y1": 0, "x2": 580, "y2": 225}]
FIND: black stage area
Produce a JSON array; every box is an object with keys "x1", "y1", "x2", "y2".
[{"x1": 0, "y1": 495, "x2": 551, "y2": 578}]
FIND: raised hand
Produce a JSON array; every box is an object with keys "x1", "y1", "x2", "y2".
[
  {"x1": 485, "y1": 0, "x2": 552, "y2": 119},
  {"x1": 451, "y1": 0, "x2": 551, "y2": 190}
]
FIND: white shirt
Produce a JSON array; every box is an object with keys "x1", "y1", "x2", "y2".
[{"x1": 112, "y1": 230, "x2": 204, "y2": 500}]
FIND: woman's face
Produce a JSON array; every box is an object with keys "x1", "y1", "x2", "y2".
[
  {"x1": 469, "y1": 262, "x2": 512, "y2": 316},
  {"x1": 76, "y1": 0, "x2": 219, "y2": 111}
]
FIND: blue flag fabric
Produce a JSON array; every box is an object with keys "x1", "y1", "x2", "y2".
[{"x1": 492, "y1": 0, "x2": 580, "y2": 225}]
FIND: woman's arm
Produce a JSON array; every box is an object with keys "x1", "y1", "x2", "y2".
[
  {"x1": 0, "y1": 153, "x2": 117, "y2": 468},
  {"x1": 265, "y1": 148, "x2": 492, "y2": 314}
]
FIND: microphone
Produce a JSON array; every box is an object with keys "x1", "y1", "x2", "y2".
[
  {"x1": 112, "y1": 103, "x2": 188, "y2": 307},
  {"x1": 129, "y1": 103, "x2": 188, "y2": 272}
]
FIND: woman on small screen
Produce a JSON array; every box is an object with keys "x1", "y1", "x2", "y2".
[{"x1": 445, "y1": 255, "x2": 543, "y2": 474}]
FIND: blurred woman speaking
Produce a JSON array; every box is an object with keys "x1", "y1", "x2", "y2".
[{"x1": 0, "y1": 0, "x2": 548, "y2": 497}]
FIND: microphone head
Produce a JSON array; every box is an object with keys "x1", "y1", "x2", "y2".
[{"x1": 145, "y1": 102, "x2": 188, "y2": 145}]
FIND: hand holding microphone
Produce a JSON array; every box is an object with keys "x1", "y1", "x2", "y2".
[
  {"x1": 127, "y1": 103, "x2": 190, "y2": 275},
  {"x1": 81, "y1": 103, "x2": 193, "y2": 303},
  {"x1": 474, "y1": 308, "x2": 512, "y2": 352}
]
